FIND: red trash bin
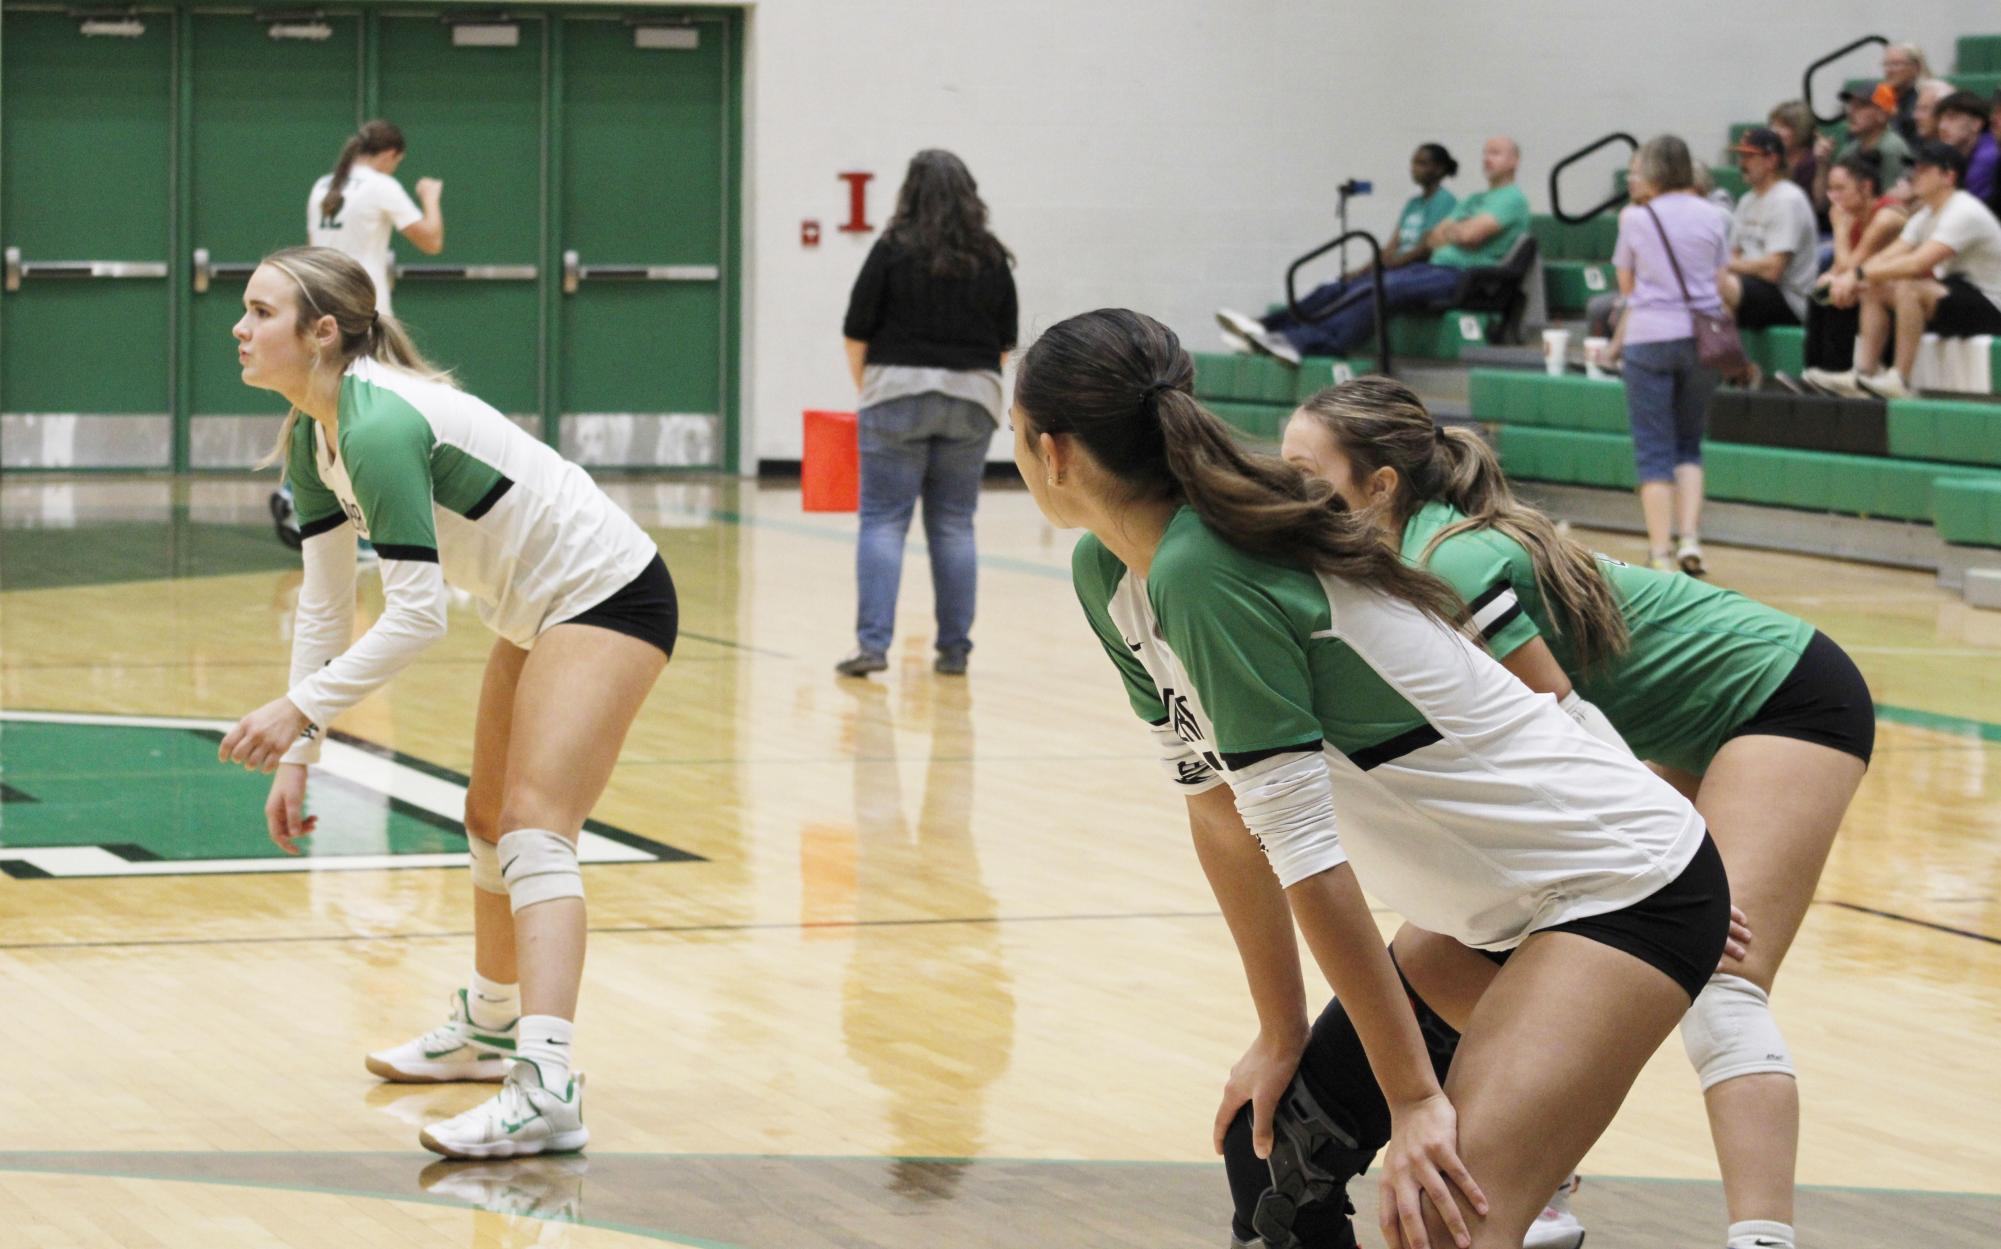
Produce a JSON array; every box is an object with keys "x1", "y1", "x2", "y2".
[{"x1": 802, "y1": 409, "x2": 860, "y2": 513}]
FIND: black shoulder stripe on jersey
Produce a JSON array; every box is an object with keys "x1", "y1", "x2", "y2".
[
  {"x1": 1346, "y1": 724, "x2": 1444, "y2": 771},
  {"x1": 1467, "y1": 581, "x2": 1512, "y2": 612},
  {"x1": 1220, "y1": 740, "x2": 1323, "y2": 771},
  {"x1": 1477, "y1": 601, "x2": 1524, "y2": 641},
  {"x1": 372, "y1": 543, "x2": 440, "y2": 563},
  {"x1": 299, "y1": 512, "x2": 348, "y2": 540},
  {"x1": 462, "y1": 476, "x2": 515, "y2": 521}
]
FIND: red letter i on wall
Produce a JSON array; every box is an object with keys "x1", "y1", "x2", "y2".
[{"x1": 837, "y1": 171, "x2": 875, "y2": 233}]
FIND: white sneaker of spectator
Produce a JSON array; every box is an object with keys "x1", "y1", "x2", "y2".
[
  {"x1": 1856, "y1": 367, "x2": 1910, "y2": 398},
  {"x1": 1214, "y1": 309, "x2": 1302, "y2": 366},
  {"x1": 1799, "y1": 367, "x2": 1866, "y2": 397}
]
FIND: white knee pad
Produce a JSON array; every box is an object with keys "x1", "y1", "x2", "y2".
[
  {"x1": 1680, "y1": 973, "x2": 1794, "y2": 1090},
  {"x1": 496, "y1": 828, "x2": 584, "y2": 915},
  {"x1": 467, "y1": 834, "x2": 507, "y2": 895}
]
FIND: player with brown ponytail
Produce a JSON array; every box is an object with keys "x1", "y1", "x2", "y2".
[
  {"x1": 1282, "y1": 377, "x2": 1873, "y2": 1249},
  {"x1": 1014, "y1": 308, "x2": 1730, "y2": 1249}
]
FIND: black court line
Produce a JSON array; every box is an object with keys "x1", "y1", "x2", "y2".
[
  {"x1": 1824, "y1": 900, "x2": 2001, "y2": 947},
  {"x1": 0, "y1": 908, "x2": 1232, "y2": 953}
]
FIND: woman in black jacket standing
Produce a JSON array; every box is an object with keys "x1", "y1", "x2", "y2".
[{"x1": 838, "y1": 150, "x2": 1018, "y2": 677}]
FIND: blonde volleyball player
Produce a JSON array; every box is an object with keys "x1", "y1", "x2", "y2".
[
  {"x1": 1276, "y1": 377, "x2": 1871, "y2": 1249},
  {"x1": 1012, "y1": 309, "x2": 1730, "y2": 1249},
  {"x1": 218, "y1": 246, "x2": 673, "y2": 1160}
]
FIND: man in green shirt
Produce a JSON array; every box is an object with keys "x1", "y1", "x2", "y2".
[
  {"x1": 1836, "y1": 82, "x2": 1913, "y2": 188},
  {"x1": 1238, "y1": 136, "x2": 1530, "y2": 362}
]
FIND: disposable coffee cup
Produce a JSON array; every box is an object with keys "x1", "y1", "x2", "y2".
[
  {"x1": 1542, "y1": 328, "x2": 1571, "y2": 376},
  {"x1": 1583, "y1": 336, "x2": 1610, "y2": 379}
]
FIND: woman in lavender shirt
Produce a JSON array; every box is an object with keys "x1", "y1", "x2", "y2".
[{"x1": 1610, "y1": 135, "x2": 1731, "y2": 576}]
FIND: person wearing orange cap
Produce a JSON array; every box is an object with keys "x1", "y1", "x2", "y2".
[{"x1": 1835, "y1": 82, "x2": 1912, "y2": 187}]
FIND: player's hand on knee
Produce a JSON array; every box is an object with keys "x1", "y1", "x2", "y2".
[
  {"x1": 1380, "y1": 1091, "x2": 1485, "y2": 1249},
  {"x1": 264, "y1": 764, "x2": 316, "y2": 856},
  {"x1": 1721, "y1": 905, "x2": 1753, "y2": 969},
  {"x1": 1212, "y1": 1026, "x2": 1307, "y2": 1157}
]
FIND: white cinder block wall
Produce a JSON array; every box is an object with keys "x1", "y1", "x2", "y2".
[{"x1": 725, "y1": 0, "x2": 1994, "y2": 466}]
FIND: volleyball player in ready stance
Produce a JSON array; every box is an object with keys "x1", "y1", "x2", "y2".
[
  {"x1": 1257, "y1": 377, "x2": 1870, "y2": 1249},
  {"x1": 1010, "y1": 309, "x2": 1731, "y2": 1249},
  {"x1": 217, "y1": 246, "x2": 675, "y2": 1159}
]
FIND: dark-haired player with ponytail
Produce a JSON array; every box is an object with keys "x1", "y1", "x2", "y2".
[
  {"x1": 307, "y1": 119, "x2": 444, "y2": 319},
  {"x1": 1276, "y1": 377, "x2": 1873, "y2": 1249},
  {"x1": 1014, "y1": 309, "x2": 1731, "y2": 1249},
  {"x1": 219, "y1": 246, "x2": 673, "y2": 1161}
]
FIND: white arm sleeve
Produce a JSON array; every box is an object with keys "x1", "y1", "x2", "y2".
[
  {"x1": 1559, "y1": 689, "x2": 1633, "y2": 755},
  {"x1": 1151, "y1": 723, "x2": 1225, "y2": 794},
  {"x1": 287, "y1": 554, "x2": 449, "y2": 732},
  {"x1": 1228, "y1": 749, "x2": 1346, "y2": 887},
  {"x1": 279, "y1": 525, "x2": 358, "y2": 765}
]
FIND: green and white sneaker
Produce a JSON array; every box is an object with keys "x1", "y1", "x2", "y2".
[
  {"x1": 419, "y1": 1063, "x2": 587, "y2": 1160},
  {"x1": 366, "y1": 989, "x2": 516, "y2": 1084}
]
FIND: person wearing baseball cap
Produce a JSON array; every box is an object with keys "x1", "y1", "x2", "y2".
[
  {"x1": 1803, "y1": 141, "x2": 2001, "y2": 397},
  {"x1": 1721, "y1": 128, "x2": 1820, "y2": 329},
  {"x1": 1833, "y1": 81, "x2": 1913, "y2": 187}
]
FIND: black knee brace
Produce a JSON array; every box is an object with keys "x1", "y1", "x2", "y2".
[{"x1": 1221, "y1": 958, "x2": 1464, "y2": 1248}]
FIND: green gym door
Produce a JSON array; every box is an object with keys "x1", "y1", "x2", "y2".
[
  {"x1": 1, "y1": 10, "x2": 174, "y2": 469},
  {"x1": 185, "y1": 11, "x2": 364, "y2": 469},
  {"x1": 557, "y1": 15, "x2": 730, "y2": 469},
  {"x1": 378, "y1": 12, "x2": 545, "y2": 434}
]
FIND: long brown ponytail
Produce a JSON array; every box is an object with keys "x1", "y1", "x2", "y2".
[
  {"x1": 1014, "y1": 309, "x2": 1465, "y2": 624},
  {"x1": 257, "y1": 245, "x2": 455, "y2": 471},
  {"x1": 1294, "y1": 377, "x2": 1630, "y2": 669},
  {"x1": 320, "y1": 119, "x2": 407, "y2": 221}
]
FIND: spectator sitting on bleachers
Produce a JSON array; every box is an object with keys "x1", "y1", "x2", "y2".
[
  {"x1": 1216, "y1": 143, "x2": 1459, "y2": 355},
  {"x1": 1800, "y1": 154, "x2": 1909, "y2": 375},
  {"x1": 1912, "y1": 78, "x2": 1955, "y2": 143},
  {"x1": 1936, "y1": 91, "x2": 1998, "y2": 204},
  {"x1": 1217, "y1": 136, "x2": 1528, "y2": 365},
  {"x1": 1843, "y1": 83, "x2": 1915, "y2": 188},
  {"x1": 1882, "y1": 42, "x2": 1929, "y2": 146},
  {"x1": 1768, "y1": 100, "x2": 1818, "y2": 199},
  {"x1": 1721, "y1": 129, "x2": 1819, "y2": 329},
  {"x1": 1803, "y1": 142, "x2": 2001, "y2": 398}
]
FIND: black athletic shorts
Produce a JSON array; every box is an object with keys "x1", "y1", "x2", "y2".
[
  {"x1": 1723, "y1": 629, "x2": 1874, "y2": 766},
  {"x1": 1733, "y1": 275, "x2": 1801, "y2": 329},
  {"x1": 558, "y1": 553, "x2": 678, "y2": 659},
  {"x1": 1928, "y1": 275, "x2": 2001, "y2": 338},
  {"x1": 1480, "y1": 833, "x2": 1732, "y2": 1001}
]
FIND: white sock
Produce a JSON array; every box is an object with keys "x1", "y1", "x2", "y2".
[
  {"x1": 516, "y1": 1014, "x2": 575, "y2": 1093},
  {"x1": 466, "y1": 970, "x2": 519, "y2": 1032},
  {"x1": 1727, "y1": 1219, "x2": 1795, "y2": 1249}
]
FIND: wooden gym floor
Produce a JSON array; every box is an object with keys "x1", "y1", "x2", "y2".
[{"x1": 1, "y1": 475, "x2": 1997, "y2": 1248}]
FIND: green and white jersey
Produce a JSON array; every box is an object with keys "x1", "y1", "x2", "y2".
[
  {"x1": 1075, "y1": 508, "x2": 1702, "y2": 951},
  {"x1": 1402, "y1": 500, "x2": 1813, "y2": 774},
  {"x1": 281, "y1": 357, "x2": 656, "y2": 755}
]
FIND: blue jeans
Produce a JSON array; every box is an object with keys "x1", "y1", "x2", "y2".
[
  {"x1": 855, "y1": 391, "x2": 993, "y2": 657},
  {"x1": 1623, "y1": 338, "x2": 1718, "y2": 482},
  {"x1": 1275, "y1": 263, "x2": 1468, "y2": 356}
]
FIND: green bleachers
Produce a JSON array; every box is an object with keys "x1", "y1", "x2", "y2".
[
  {"x1": 1471, "y1": 369, "x2": 2001, "y2": 541},
  {"x1": 1739, "y1": 326, "x2": 1805, "y2": 377},
  {"x1": 1959, "y1": 34, "x2": 2001, "y2": 74},
  {"x1": 1190, "y1": 351, "x2": 1378, "y2": 441},
  {"x1": 1935, "y1": 478, "x2": 2001, "y2": 547}
]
